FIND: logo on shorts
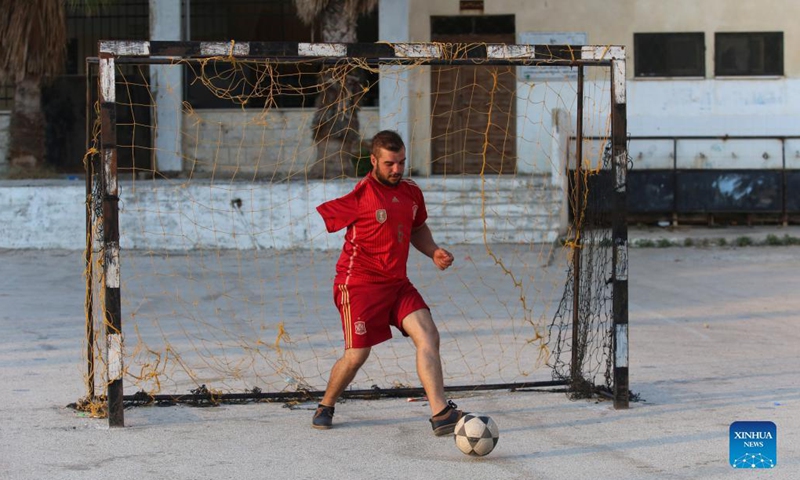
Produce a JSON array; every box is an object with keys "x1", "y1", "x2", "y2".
[
  {"x1": 354, "y1": 321, "x2": 367, "y2": 335},
  {"x1": 376, "y1": 209, "x2": 387, "y2": 224}
]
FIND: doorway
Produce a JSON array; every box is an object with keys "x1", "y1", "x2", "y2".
[{"x1": 430, "y1": 15, "x2": 516, "y2": 175}]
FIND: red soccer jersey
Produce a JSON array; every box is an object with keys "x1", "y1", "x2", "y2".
[{"x1": 317, "y1": 174, "x2": 428, "y2": 285}]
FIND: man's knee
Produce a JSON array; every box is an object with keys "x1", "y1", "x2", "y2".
[
  {"x1": 404, "y1": 310, "x2": 440, "y2": 349},
  {"x1": 343, "y1": 347, "x2": 371, "y2": 369},
  {"x1": 430, "y1": 326, "x2": 441, "y2": 349},
  {"x1": 420, "y1": 320, "x2": 440, "y2": 349}
]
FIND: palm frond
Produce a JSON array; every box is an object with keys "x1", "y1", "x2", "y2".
[{"x1": 0, "y1": 0, "x2": 66, "y2": 83}]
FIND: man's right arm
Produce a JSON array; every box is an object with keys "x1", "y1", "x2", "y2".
[{"x1": 317, "y1": 191, "x2": 358, "y2": 233}]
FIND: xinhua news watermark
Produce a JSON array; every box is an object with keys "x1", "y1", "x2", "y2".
[{"x1": 730, "y1": 421, "x2": 776, "y2": 469}]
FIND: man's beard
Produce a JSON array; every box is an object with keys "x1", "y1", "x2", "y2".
[{"x1": 374, "y1": 169, "x2": 402, "y2": 187}]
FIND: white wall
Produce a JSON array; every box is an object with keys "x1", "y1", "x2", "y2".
[
  {"x1": 149, "y1": 0, "x2": 183, "y2": 172},
  {"x1": 629, "y1": 78, "x2": 800, "y2": 137},
  {"x1": 0, "y1": 176, "x2": 562, "y2": 250},
  {"x1": 0, "y1": 182, "x2": 87, "y2": 248},
  {"x1": 378, "y1": 0, "x2": 414, "y2": 171}
]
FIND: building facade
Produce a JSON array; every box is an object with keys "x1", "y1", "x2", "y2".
[{"x1": 1, "y1": 0, "x2": 797, "y2": 219}]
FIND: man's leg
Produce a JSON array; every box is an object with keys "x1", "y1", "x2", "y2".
[
  {"x1": 403, "y1": 308, "x2": 463, "y2": 435},
  {"x1": 320, "y1": 346, "x2": 371, "y2": 407},
  {"x1": 401, "y1": 309, "x2": 447, "y2": 416},
  {"x1": 313, "y1": 347, "x2": 370, "y2": 429}
]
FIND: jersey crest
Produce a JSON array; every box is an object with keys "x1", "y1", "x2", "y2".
[{"x1": 376, "y1": 209, "x2": 387, "y2": 224}]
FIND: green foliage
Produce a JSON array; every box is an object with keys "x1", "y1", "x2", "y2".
[
  {"x1": 765, "y1": 234, "x2": 782, "y2": 246},
  {"x1": 735, "y1": 236, "x2": 753, "y2": 247},
  {"x1": 761, "y1": 234, "x2": 800, "y2": 246},
  {"x1": 630, "y1": 232, "x2": 800, "y2": 248},
  {"x1": 783, "y1": 235, "x2": 800, "y2": 246},
  {"x1": 352, "y1": 146, "x2": 372, "y2": 177},
  {"x1": 656, "y1": 238, "x2": 673, "y2": 248}
]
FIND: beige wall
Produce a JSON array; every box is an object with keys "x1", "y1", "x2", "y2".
[
  {"x1": 391, "y1": 0, "x2": 800, "y2": 173},
  {"x1": 408, "y1": 0, "x2": 800, "y2": 78}
]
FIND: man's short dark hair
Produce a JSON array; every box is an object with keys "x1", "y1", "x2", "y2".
[{"x1": 371, "y1": 130, "x2": 405, "y2": 157}]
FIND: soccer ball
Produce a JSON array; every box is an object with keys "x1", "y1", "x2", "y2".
[{"x1": 454, "y1": 413, "x2": 499, "y2": 457}]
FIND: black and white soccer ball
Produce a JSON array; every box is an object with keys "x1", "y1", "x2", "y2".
[{"x1": 454, "y1": 413, "x2": 499, "y2": 457}]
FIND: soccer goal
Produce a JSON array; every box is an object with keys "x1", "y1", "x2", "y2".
[{"x1": 81, "y1": 40, "x2": 628, "y2": 427}]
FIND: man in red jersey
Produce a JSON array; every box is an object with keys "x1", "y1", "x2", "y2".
[{"x1": 313, "y1": 130, "x2": 465, "y2": 436}]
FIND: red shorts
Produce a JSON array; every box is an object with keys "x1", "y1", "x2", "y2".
[{"x1": 333, "y1": 280, "x2": 429, "y2": 349}]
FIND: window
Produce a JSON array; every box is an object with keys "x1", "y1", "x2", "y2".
[
  {"x1": 431, "y1": 15, "x2": 515, "y2": 36},
  {"x1": 634, "y1": 33, "x2": 705, "y2": 77},
  {"x1": 186, "y1": 0, "x2": 379, "y2": 108},
  {"x1": 715, "y1": 32, "x2": 783, "y2": 76}
]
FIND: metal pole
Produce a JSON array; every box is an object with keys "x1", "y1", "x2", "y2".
[
  {"x1": 611, "y1": 56, "x2": 630, "y2": 409},
  {"x1": 122, "y1": 379, "x2": 571, "y2": 405},
  {"x1": 84, "y1": 58, "x2": 95, "y2": 401},
  {"x1": 183, "y1": 0, "x2": 191, "y2": 41},
  {"x1": 570, "y1": 66, "x2": 585, "y2": 389},
  {"x1": 672, "y1": 138, "x2": 678, "y2": 225},
  {"x1": 782, "y1": 139, "x2": 788, "y2": 226},
  {"x1": 99, "y1": 51, "x2": 124, "y2": 427}
]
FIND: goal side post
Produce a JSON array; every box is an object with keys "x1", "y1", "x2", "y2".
[
  {"x1": 610, "y1": 54, "x2": 629, "y2": 409},
  {"x1": 99, "y1": 52, "x2": 124, "y2": 427}
]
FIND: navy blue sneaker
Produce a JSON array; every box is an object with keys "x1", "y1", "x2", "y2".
[
  {"x1": 429, "y1": 400, "x2": 464, "y2": 436},
  {"x1": 312, "y1": 404, "x2": 334, "y2": 429}
]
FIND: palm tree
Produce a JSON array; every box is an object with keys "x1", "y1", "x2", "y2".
[
  {"x1": 0, "y1": 0, "x2": 109, "y2": 175},
  {"x1": 293, "y1": 0, "x2": 378, "y2": 179},
  {"x1": 0, "y1": 0, "x2": 67, "y2": 172}
]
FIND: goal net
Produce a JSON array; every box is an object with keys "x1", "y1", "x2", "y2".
[{"x1": 81, "y1": 41, "x2": 628, "y2": 422}]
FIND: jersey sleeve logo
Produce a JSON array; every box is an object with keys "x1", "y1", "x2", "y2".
[
  {"x1": 412, "y1": 204, "x2": 419, "y2": 221},
  {"x1": 376, "y1": 209, "x2": 387, "y2": 224}
]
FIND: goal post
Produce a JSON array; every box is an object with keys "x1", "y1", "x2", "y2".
[{"x1": 83, "y1": 40, "x2": 629, "y2": 427}]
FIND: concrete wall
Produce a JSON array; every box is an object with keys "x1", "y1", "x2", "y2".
[
  {"x1": 182, "y1": 107, "x2": 381, "y2": 178},
  {"x1": 0, "y1": 181, "x2": 87, "y2": 248},
  {"x1": 629, "y1": 79, "x2": 800, "y2": 138},
  {"x1": 0, "y1": 176, "x2": 562, "y2": 250}
]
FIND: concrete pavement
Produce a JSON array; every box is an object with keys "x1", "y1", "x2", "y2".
[{"x1": 1, "y1": 238, "x2": 798, "y2": 479}]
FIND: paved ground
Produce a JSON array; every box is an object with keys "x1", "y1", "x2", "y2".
[{"x1": 1, "y1": 226, "x2": 799, "y2": 479}]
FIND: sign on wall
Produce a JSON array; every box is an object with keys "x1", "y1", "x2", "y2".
[{"x1": 518, "y1": 32, "x2": 587, "y2": 81}]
